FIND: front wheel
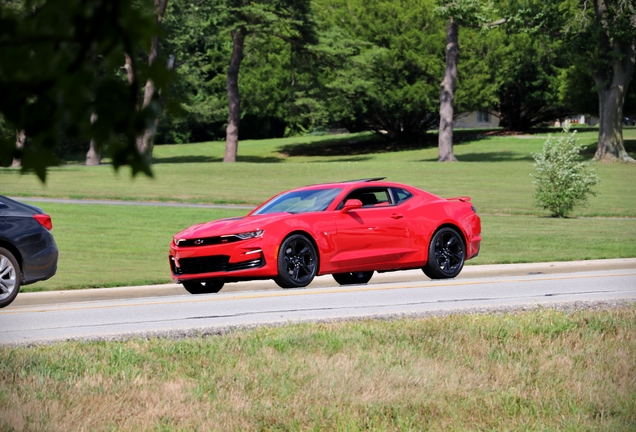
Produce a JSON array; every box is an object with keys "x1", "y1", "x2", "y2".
[
  {"x1": 332, "y1": 271, "x2": 374, "y2": 285},
  {"x1": 422, "y1": 227, "x2": 465, "y2": 279},
  {"x1": 0, "y1": 247, "x2": 21, "y2": 308},
  {"x1": 182, "y1": 280, "x2": 224, "y2": 294},
  {"x1": 274, "y1": 234, "x2": 318, "y2": 289}
]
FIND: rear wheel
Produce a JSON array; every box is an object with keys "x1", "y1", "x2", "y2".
[
  {"x1": 422, "y1": 227, "x2": 465, "y2": 279},
  {"x1": 274, "y1": 234, "x2": 318, "y2": 289},
  {"x1": 0, "y1": 247, "x2": 20, "y2": 308},
  {"x1": 332, "y1": 271, "x2": 374, "y2": 285},
  {"x1": 182, "y1": 280, "x2": 224, "y2": 294}
]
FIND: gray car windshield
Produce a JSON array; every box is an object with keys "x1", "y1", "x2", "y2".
[{"x1": 253, "y1": 188, "x2": 343, "y2": 215}]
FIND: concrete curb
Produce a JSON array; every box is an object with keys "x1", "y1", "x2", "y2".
[{"x1": 13, "y1": 258, "x2": 636, "y2": 307}]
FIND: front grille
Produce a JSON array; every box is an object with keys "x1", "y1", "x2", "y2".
[
  {"x1": 176, "y1": 236, "x2": 241, "y2": 247},
  {"x1": 174, "y1": 255, "x2": 264, "y2": 275},
  {"x1": 178, "y1": 255, "x2": 229, "y2": 274}
]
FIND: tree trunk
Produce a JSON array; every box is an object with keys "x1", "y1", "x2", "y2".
[
  {"x1": 86, "y1": 112, "x2": 101, "y2": 165},
  {"x1": 136, "y1": 0, "x2": 169, "y2": 157},
  {"x1": 591, "y1": 0, "x2": 636, "y2": 162},
  {"x1": 438, "y1": 18, "x2": 458, "y2": 162},
  {"x1": 595, "y1": 84, "x2": 635, "y2": 162},
  {"x1": 12, "y1": 130, "x2": 25, "y2": 167},
  {"x1": 136, "y1": 32, "x2": 159, "y2": 156},
  {"x1": 124, "y1": 53, "x2": 135, "y2": 86},
  {"x1": 224, "y1": 28, "x2": 246, "y2": 163}
]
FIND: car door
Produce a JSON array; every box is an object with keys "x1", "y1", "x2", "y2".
[{"x1": 333, "y1": 187, "x2": 412, "y2": 270}]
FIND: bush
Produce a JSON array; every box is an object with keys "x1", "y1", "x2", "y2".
[{"x1": 531, "y1": 128, "x2": 600, "y2": 217}]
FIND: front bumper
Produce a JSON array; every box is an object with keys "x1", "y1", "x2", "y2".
[{"x1": 169, "y1": 237, "x2": 278, "y2": 283}]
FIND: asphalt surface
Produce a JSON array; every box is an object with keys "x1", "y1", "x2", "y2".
[
  {"x1": 3, "y1": 267, "x2": 635, "y2": 345},
  {"x1": 13, "y1": 258, "x2": 636, "y2": 307}
]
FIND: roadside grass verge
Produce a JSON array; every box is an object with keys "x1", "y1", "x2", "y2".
[
  {"x1": 1, "y1": 306, "x2": 634, "y2": 430},
  {"x1": 20, "y1": 203, "x2": 636, "y2": 291}
]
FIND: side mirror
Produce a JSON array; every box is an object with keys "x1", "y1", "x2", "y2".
[{"x1": 341, "y1": 199, "x2": 362, "y2": 213}]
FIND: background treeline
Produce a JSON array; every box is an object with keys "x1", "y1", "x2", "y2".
[
  {"x1": 1, "y1": 0, "x2": 635, "y2": 169},
  {"x1": 153, "y1": 0, "x2": 635, "y2": 145}
]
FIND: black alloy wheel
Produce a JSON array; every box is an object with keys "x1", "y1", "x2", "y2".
[
  {"x1": 182, "y1": 280, "x2": 225, "y2": 294},
  {"x1": 332, "y1": 271, "x2": 374, "y2": 285},
  {"x1": 422, "y1": 227, "x2": 466, "y2": 279},
  {"x1": 274, "y1": 234, "x2": 318, "y2": 288}
]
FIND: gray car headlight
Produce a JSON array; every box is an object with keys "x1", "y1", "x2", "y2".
[{"x1": 232, "y1": 230, "x2": 264, "y2": 240}]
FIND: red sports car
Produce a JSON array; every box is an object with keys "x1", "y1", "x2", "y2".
[{"x1": 169, "y1": 178, "x2": 481, "y2": 294}]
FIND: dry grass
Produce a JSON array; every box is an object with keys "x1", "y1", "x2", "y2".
[{"x1": 1, "y1": 306, "x2": 635, "y2": 431}]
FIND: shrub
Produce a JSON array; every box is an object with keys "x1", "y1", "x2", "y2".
[{"x1": 531, "y1": 128, "x2": 600, "y2": 217}]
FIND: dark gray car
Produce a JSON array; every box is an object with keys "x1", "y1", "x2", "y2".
[{"x1": 0, "y1": 196, "x2": 58, "y2": 308}]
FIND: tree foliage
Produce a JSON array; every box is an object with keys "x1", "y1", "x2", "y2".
[
  {"x1": 566, "y1": 0, "x2": 636, "y2": 161},
  {"x1": 311, "y1": 0, "x2": 445, "y2": 143},
  {"x1": 0, "y1": 0, "x2": 172, "y2": 181},
  {"x1": 532, "y1": 128, "x2": 600, "y2": 218}
]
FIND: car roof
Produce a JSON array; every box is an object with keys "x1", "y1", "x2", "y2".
[{"x1": 298, "y1": 178, "x2": 415, "y2": 192}]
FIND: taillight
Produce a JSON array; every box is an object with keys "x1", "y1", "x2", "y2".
[{"x1": 33, "y1": 213, "x2": 53, "y2": 230}]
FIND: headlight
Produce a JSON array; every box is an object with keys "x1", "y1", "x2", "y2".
[
  {"x1": 231, "y1": 230, "x2": 264, "y2": 240},
  {"x1": 174, "y1": 238, "x2": 185, "y2": 246}
]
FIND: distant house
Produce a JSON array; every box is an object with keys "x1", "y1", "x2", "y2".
[
  {"x1": 453, "y1": 110, "x2": 600, "y2": 129},
  {"x1": 554, "y1": 115, "x2": 599, "y2": 127},
  {"x1": 453, "y1": 109, "x2": 498, "y2": 129}
]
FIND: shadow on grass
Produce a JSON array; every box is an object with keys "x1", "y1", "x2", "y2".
[
  {"x1": 580, "y1": 139, "x2": 636, "y2": 158},
  {"x1": 306, "y1": 156, "x2": 374, "y2": 163},
  {"x1": 152, "y1": 155, "x2": 283, "y2": 164},
  {"x1": 418, "y1": 151, "x2": 535, "y2": 162},
  {"x1": 152, "y1": 155, "x2": 221, "y2": 164},
  {"x1": 277, "y1": 133, "x2": 486, "y2": 157}
]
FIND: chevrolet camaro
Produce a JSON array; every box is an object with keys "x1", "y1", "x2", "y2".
[{"x1": 169, "y1": 178, "x2": 481, "y2": 294}]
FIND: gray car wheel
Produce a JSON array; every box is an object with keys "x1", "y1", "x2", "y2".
[{"x1": 0, "y1": 247, "x2": 21, "y2": 308}]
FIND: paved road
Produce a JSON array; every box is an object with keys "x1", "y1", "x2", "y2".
[{"x1": 2, "y1": 268, "x2": 635, "y2": 345}]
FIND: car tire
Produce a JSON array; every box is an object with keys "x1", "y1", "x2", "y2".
[
  {"x1": 274, "y1": 234, "x2": 318, "y2": 289},
  {"x1": 182, "y1": 280, "x2": 224, "y2": 294},
  {"x1": 0, "y1": 247, "x2": 21, "y2": 308},
  {"x1": 422, "y1": 227, "x2": 466, "y2": 279},
  {"x1": 332, "y1": 271, "x2": 374, "y2": 285}
]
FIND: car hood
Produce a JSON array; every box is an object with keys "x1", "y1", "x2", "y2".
[{"x1": 174, "y1": 213, "x2": 290, "y2": 239}]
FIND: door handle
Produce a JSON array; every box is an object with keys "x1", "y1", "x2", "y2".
[{"x1": 391, "y1": 213, "x2": 403, "y2": 219}]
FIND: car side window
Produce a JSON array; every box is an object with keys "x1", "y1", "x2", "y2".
[
  {"x1": 338, "y1": 188, "x2": 392, "y2": 209},
  {"x1": 392, "y1": 188, "x2": 413, "y2": 204}
]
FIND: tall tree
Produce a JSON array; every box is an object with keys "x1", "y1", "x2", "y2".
[
  {"x1": 435, "y1": 0, "x2": 497, "y2": 161},
  {"x1": 224, "y1": 26, "x2": 246, "y2": 162},
  {"x1": 438, "y1": 17, "x2": 459, "y2": 161},
  {"x1": 580, "y1": 0, "x2": 636, "y2": 162},
  {"x1": 219, "y1": 0, "x2": 315, "y2": 163},
  {"x1": 136, "y1": 0, "x2": 171, "y2": 157},
  {"x1": 312, "y1": 0, "x2": 445, "y2": 144},
  {"x1": 522, "y1": 0, "x2": 635, "y2": 161}
]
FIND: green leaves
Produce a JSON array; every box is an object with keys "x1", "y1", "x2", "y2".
[
  {"x1": 531, "y1": 128, "x2": 600, "y2": 217},
  {"x1": 0, "y1": 0, "x2": 171, "y2": 181}
]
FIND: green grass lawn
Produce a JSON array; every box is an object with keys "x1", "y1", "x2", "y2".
[
  {"x1": 2, "y1": 306, "x2": 634, "y2": 430},
  {"x1": 22, "y1": 203, "x2": 636, "y2": 292},
  {"x1": 3, "y1": 129, "x2": 635, "y2": 216},
  {"x1": 2, "y1": 128, "x2": 635, "y2": 291}
]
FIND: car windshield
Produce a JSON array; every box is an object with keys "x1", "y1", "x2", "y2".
[{"x1": 253, "y1": 188, "x2": 343, "y2": 215}]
